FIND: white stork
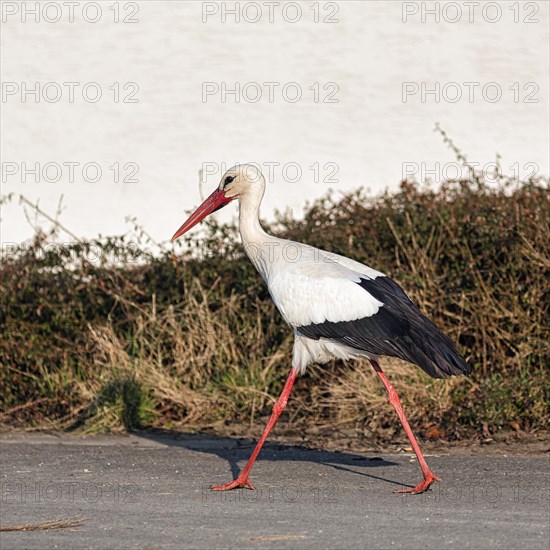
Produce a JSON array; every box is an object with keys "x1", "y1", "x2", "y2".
[{"x1": 172, "y1": 164, "x2": 470, "y2": 495}]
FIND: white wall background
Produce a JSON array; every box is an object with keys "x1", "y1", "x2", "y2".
[{"x1": 1, "y1": 0, "x2": 548, "y2": 246}]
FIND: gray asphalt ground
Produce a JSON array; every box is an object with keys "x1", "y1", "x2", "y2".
[{"x1": 0, "y1": 432, "x2": 548, "y2": 550}]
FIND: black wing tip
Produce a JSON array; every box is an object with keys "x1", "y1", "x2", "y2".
[
  {"x1": 428, "y1": 360, "x2": 471, "y2": 379},
  {"x1": 412, "y1": 332, "x2": 471, "y2": 379}
]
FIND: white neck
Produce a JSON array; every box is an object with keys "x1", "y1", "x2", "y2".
[
  {"x1": 238, "y1": 187, "x2": 276, "y2": 282},
  {"x1": 239, "y1": 189, "x2": 265, "y2": 241}
]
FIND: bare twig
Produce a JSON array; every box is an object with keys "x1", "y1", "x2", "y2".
[
  {"x1": 18, "y1": 194, "x2": 81, "y2": 242},
  {"x1": 0, "y1": 517, "x2": 86, "y2": 532}
]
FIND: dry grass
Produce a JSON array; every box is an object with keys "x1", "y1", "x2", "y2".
[{"x1": 51, "y1": 279, "x2": 294, "y2": 433}]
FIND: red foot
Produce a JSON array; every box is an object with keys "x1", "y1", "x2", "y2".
[
  {"x1": 395, "y1": 472, "x2": 441, "y2": 495},
  {"x1": 211, "y1": 477, "x2": 255, "y2": 491}
]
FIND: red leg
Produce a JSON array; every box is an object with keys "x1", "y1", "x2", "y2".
[
  {"x1": 211, "y1": 368, "x2": 298, "y2": 491},
  {"x1": 370, "y1": 359, "x2": 441, "y2": 494}
]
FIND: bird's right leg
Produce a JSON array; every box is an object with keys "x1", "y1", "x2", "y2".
[
  {"x1": 369, "y1": 359, "x2": 441, "y2": 494},
  {"x1": 211, "y1": 368, "x2": 298, "y2": 491}
]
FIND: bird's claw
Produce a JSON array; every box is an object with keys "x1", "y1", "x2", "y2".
[
  {"x1": 211, "y1": 477, "x2": 255, "y2": 491},
  {"x1": 395, "y1": 472, "x2": 441, "y2": 495}
]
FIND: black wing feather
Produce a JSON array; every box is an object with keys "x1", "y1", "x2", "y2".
[{"x1": 296, "y1": 276, "x2": 471, "y2": 379}]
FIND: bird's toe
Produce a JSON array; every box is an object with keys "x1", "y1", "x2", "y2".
[{"x1": 211, "y1": 477, "x2": 255, "y2": 491}]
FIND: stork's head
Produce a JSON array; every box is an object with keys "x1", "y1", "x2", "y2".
[{"x1": 171, "y1": 163, "x2": 265, "y2": 241}]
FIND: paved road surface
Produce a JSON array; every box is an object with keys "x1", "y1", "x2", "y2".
[{"x1": 1, "y1": 433, "x2": 548, "y2": 549}]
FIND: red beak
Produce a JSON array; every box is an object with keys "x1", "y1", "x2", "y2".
[{"x1": 171, "y1": 188, "x2": 233, "y2": 241}]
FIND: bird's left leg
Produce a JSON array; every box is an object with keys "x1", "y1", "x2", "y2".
[
  {"x1": 370, "y1": 359, "x2": 441, "y2": 494},
  {"x1": 211, "y1": 368, "x2": 298, "y2": 491}
]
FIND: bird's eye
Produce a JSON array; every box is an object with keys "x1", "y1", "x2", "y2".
[{"x1": 224, "y1": 176, "x2": 235, "y2": 186}]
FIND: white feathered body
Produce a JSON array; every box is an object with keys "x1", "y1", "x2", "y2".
[{"x1": 240, "y1": 231, "x2": 388, "y2": 372}]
